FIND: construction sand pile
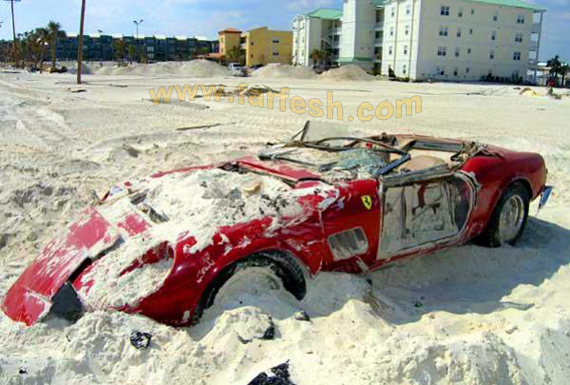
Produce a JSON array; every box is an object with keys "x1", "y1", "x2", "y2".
[
  {"x1": 320, "y1": 64, "x2": 375, "y2": 82},
  {"x1": 252, "y1": 64, "x2": 317, "y2": 79},
  {"x1": 86, "y1": 60, "x2": 231, "y2": 77}
]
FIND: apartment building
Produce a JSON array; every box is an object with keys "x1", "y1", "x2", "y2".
[
  {"x1": 293, "y1": 0, "x2": 545, "y2": 82},
  {"x1": 218, "y1": 27, "x2": 293, "y2": 66},
  {"x1": 53, "y1": 34, "x2": 218, "y2": 62}
]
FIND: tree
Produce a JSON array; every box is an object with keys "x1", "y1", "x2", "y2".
[
  {"x1": 546, "y1": 55, "x2": 563, "y2": 86},
  {"x1": 47, "y1": 21, "x2": 66, "y2": 71},
  {"x1": 128, "y1": 44, "x2": 136, "y2": 63},
  {"x1": 35, "y1": 27, "x2": 49, "y2": 73},
  {"x1": 113, "y1": 40, "x2": 126, "y2": 63},
  {"x1": 226, "y1": 45, "x2": 243, "y2": 64},
  {"x1": 310, "y1": 49, "x2": 329, "y2": 66}
]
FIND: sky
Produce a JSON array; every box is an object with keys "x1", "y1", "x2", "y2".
[{"x1": 0, "y1": 0, "x2": 567, "y2": 61}]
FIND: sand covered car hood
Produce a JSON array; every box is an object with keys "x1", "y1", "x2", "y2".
[{"x1": 1, "y1": 207, "x2": 124, "y2": 326}]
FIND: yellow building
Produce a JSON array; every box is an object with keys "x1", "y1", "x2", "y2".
[{"x1": 218, "y1": 27, "x2": 292, "y2": 67}]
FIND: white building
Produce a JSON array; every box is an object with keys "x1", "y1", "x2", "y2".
[{"x1": 292, "y1": 0, "x2": 545, "y2": 82}]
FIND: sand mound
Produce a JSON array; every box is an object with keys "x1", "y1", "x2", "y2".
[
  {"x1": 252, "y1": 64, "x2": 317, "y2": 79},
  {"x1": 90, "y1": 60, "x2": 230, "y2": 77},
  {"x1": 320, "y1": 65, "x2": 374, "y2": 82}
]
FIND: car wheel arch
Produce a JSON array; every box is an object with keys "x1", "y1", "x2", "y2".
[{"x1": 191, "y1": 249, "x2": 308, "y2": 325}]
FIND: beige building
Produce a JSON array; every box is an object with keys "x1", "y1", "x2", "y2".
[
  {"x1": 218, "y1": 27, "x2": 293, "y2": 67},
  {"x1": 293, "y1": 0, "x2": 545, "y2": 82}
]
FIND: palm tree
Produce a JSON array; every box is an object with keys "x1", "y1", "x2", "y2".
[
  {"x1": 35, "y1": 27, "x2": 49, "y2": 73},
  {"x1": 47, "y1": 21, "x2": 66, "y2": 71},
  {"x1": 546, "y1": 55, "x2": 563, "y2": 86},
  {"x1": 112, "y1": 40, "x2": 126, "y2": 63}
]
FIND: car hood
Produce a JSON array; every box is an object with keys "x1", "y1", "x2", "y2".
[{"x1": 1, "y1": 208, "x2": 125, "y2": 325}]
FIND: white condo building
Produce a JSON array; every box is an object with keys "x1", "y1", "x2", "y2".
[{"x1": 292, "y1": 0, "x2": 545, "y2": 82}]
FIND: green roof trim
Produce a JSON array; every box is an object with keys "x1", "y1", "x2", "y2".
[
  {"x1": 372, "y1": 0, "x2": 544, "y2": 10},
  {"x1": 465, "y1": 0, "x2": 545, "y2": 11},
  {"x1": 305, "y1": 8, "x2": 343, "y2": 19}
]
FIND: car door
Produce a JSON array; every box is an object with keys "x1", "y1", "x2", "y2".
[{"x1": 377, "y1": 170, "x2": 476, "y2": 261}]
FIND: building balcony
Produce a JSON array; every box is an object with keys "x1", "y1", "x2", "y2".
[
  {"x1": 328, "y1": 27, "x2": 342, "y2": 36},
  {"x1": 240, "y1": 43, "x2": 247, "y2": 50},
  {"x1": 374, "y1": 39, "x2": 383, "y2": 47},
  {"x1": 528, "y1": 58, "x2": 538, "y2": 65},
  {"x1": 375, "y1": 22, "x2": 385, "y2": 31},
  {"x1": 531, "y1": 23, "x2": 541, "y2": 34},
  {"x1": 374, "y1": 56, "x2": 382, "y2": 62}
]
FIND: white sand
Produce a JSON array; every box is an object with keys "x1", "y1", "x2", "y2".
[
  {"x1": 320, "y1": 64, "x2": 375, "y2": 82},
  {"x1": 252, "y1": 64, "x2": 317, "y2": 79},
  {"x1": 1, "y1": 69, "x2": 570, "y2": 385}
]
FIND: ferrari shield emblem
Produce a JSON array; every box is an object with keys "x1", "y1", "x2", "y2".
[{"x1": 361, "y1": 195, "x2": 373, "y2": 210}]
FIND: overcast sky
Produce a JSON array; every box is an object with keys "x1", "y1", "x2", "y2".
[{"x1": 0, "y1": 0, "x2": 567, "y2": 61}]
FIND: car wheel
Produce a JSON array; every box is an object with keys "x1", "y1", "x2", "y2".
[
  {"x1": 192, "y1": 251, "x2": 306, "y2": 324},
  {"x1": 478, "y1": 182, "x2": 530, "y2": 248}
]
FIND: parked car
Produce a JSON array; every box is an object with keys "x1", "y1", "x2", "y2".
[
  {"x1": 228, "y1": 62, "x2": 246, "y2": 77},
  {"x1": 2, "y1": 122, "x2": 551, "y2": 327}
]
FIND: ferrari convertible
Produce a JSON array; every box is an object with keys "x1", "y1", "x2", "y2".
[{"x1": 2, "y1": 123, "x2": 552, "y2": 327}]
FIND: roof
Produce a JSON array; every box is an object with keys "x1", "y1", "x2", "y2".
[
  {"x1": 305, "y1": 8, "x2": 343, "y2": 19},
  {"x1": 219, "y1": 27, "x2": 242, "y2": 34},
  {"x1": 464, "y1": 0, "x2": 545, "y2": 11}
]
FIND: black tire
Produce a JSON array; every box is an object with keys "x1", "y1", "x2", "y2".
[
  {"x1": 477, "y1": 182, "x2": 530, "y2": 248},
  {"x1": 192, "y1": 251, "x2": 306, "y2": 325}
]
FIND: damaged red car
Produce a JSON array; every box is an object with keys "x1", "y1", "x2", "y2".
[{"x1": 2, "y1": 123, "x2": 552, "y2": 327}]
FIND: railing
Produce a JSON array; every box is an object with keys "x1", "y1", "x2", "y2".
[
  {"x1": 375, "y1": 22, "x2": 385, "y2": 30},
  {"x1": 529, "y1": 41, "x2": 539, "y2": 50},
  {"x1": 374, "y1": 39, "x2": 383, "y2": 46},
  {"x1": 528, "y1": 58, "x2": 538, "y2": 65},
  {"x1": 328, "y1": 27, "x2": 342, "y2": 35},
  {"x1": 531, "y1": 23, "x2": 541, "y2": 33}
]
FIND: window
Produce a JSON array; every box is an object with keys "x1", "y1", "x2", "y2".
[
  {"x1": 491, "y1": 31, "x2": 496, "y2": 41},
  {"x1": 272, "y1": 38, "x2": 280, "y2": 44},
  {"x1": 489, "y1": 49, "x2": 494, "y2": 59},
  {"x1": 390, "y1": 27, "x2": 394, "y2": 36},
  {"x1": 512, "y1": 69, "x2": 520, "y2": 78},
  {"x1": 513, "y1": 51, "x2": 521, "y2": 60},
  {"x1": 441, "y1": 6, "x2": 450, "y2": 16},
  {"x1": 453, "y1": 67, "x2": 458, "y2": 76},
  {"x1": 375, "y1": 31, "x2": 382, "y2": 39},
  {"x1": 455, "y1": 47, "x2": 460, "y2": 57},
  {"x1": 466, "y1": 67, "x2": 470, "y2": 73},
  {"x1": 439, "y1": 26, "x2": 448, "y2": 36},
  {"x1": 457, "y1": 27, "x2": 462, "y2": 37},
  {"x1": 493, "y1": 12, "x2": 498, "y2": 21},
  {"x1": 437, "y1": 46, "x2": 447, "y2": 56},
  {"x1": 517, "y1": 14, "x2": 525, "y2": 24},
  {"x1": 405, "y1": 25, "x2": 410, "y2": 35},
  {"x1": 404, "y1": 45, "x2": 408, "y2": 55},
  {"x1": 391, "y1": 6, "x2": 395, "y2": 17},
  {"x1": 389, "y1": 46, "x2": 393, "y2": 55},
  {"x1": 406, "y1": 5, "x2": 411, "y2": 14},
  {"x1": 515, "y1": 32, "x2": 523, "y2": 42},
  {"x1": 403, "y1": 64, "x2": 407, "y2": 74},
  {"x1": 436, "y1": 66, "x2": 445, "y2": 75},
  {"x1": 469, "y1": 28, "x2": 473, "y2": 35},
  {"x1": 467, "y1": 47, "x2": 471, "y2": 54},
  {"x1": 458, "y1": 7, "x2": 463, "y2": 17},
  {"x1": 273, "y1": 51, "x2": 279, "y2": 56},
  {"x1": 471, "y1": 8, "x2": 475, "y2": 14}
]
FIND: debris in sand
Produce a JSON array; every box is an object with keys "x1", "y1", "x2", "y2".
[
  {"x1": 176, "y1": 123, "x2": 221, "y2": 132},
  {"x1": 130, "y1": 331, "x2": 152, "y2": 350},
  {"x1": 248, "y1": 362, "x2": 296, "y2": 385},
  {"x1": 520, "y1": 87, "x2": 539, "y2": 97},
  {"x1": 67, "y1": 88, "x2": 87, "y2": 93}
]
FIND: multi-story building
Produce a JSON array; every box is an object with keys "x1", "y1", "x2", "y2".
[
  {"x1": 218, "y1": 27, "x2": 293, "y2": 66},
  {"x1": 293, "y1": 0, "x2": 545, "y2": 82},
  {"x1": 53, "y1": 34, "x2": 219, "y2": 63}
]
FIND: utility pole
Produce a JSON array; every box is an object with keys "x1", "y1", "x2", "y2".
[
  {"x1": 77, "y1": 0, "x2": 86, "y2": 84},
  {"x1": 3, "y1": 0, "x2": 21, "y2": 64},
  {"x1": 133, "y1": 19, "x2": 143, "y2": 62}
]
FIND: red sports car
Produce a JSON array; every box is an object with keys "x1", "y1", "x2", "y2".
[{"x1": 2, "y1": 123, "x2": 552, "y2": 327}]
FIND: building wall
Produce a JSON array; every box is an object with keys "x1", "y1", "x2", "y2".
[
  {"x1": 242, "y1": 27, "x2": 293, "y2": 66},
  {"x1": 382, "y1": 0, "x2": 423, "y2": 77},
  {"x1": 414, "y1": 0, "x2": 536, "y2": 81},
  {"x1": 296, "y1": 0, "x2": 544, "y2": 81},
  {"x1": 219, "y1": 31, "x2": 241, "y2": 60}
]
